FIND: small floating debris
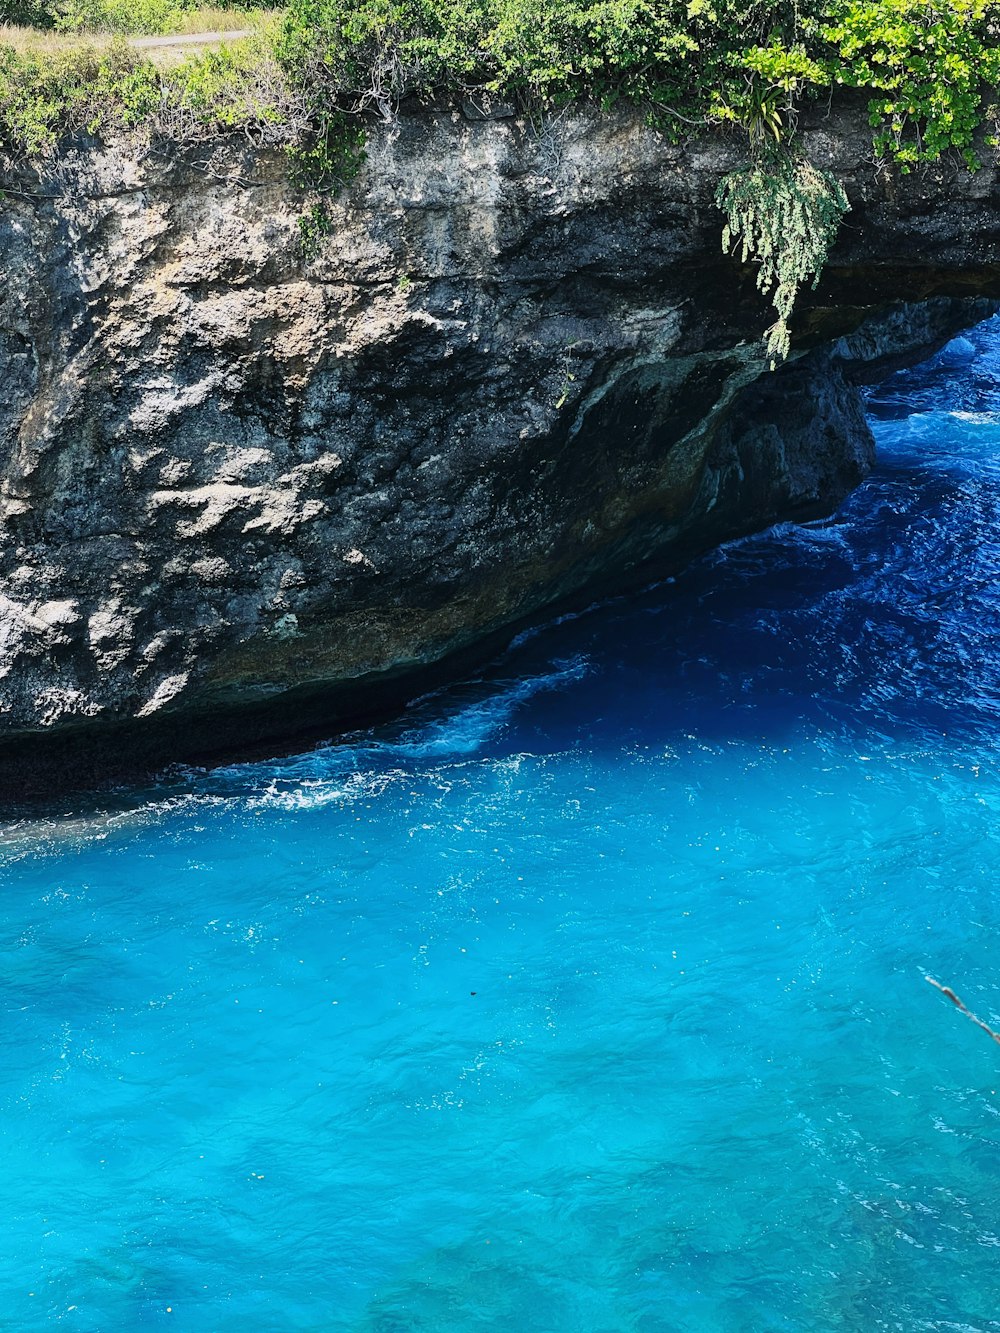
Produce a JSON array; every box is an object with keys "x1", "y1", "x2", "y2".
[{"x1": 926, "y1": 976, "x2": 1000, "y2": 1047}]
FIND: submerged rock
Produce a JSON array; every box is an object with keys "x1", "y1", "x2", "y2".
[{"x1": 0, "y1": 104, "x2": 997, "y2": 793}]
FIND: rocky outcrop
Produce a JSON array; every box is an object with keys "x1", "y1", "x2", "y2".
[{"x1": 0, "y1": 102, "x2": 998, "y2": 794}]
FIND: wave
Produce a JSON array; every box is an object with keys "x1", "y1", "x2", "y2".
[
  {"x1": 214, "y1": 652, "x2": 592, "y2": 806},
  {"x1": 0, "y1": 654, "x2": 594, "y2": 847}
]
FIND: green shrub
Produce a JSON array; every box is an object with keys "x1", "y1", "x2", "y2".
[
  {"x1": 0, "y1": 40, "x2": 160, "y2": 152},
  {"x1": 274, "y1": 0, "x2": 1000, "y2": 162},
  {"x1": 0, "y1": 0, "x2": 57, "y2": 26},
  {"x1": 2, "y1": 0, "x2": 275, "y2": 32},
  {"x1": 54, "y1": 0, "x2": 190, "y2": 35},
  {"x1": 0, "y1": 32, "x2": 297, "y2": 155},
  {"x1": 820, "y1": 0, "x2": 1000, "y2": 169}
]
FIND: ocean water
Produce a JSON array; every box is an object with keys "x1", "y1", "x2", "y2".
[{"x1": 4, "y1": 320, "x2": 1000, "y2": 1332}]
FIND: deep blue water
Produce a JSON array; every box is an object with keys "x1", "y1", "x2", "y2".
[{"x1": 5, "y1": 320, "x2": 1000, "y2": 1332}]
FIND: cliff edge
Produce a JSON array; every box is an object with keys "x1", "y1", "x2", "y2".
[{"x1": 0, "y1": 103, "x2": 998, "y2": 793}]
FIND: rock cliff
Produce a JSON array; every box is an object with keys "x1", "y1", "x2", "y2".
[{"x1": 0, "y1": 102, "x2": 998, "y2": 794}]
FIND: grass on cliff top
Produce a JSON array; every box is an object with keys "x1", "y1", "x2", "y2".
[
  {"x1": 0, "y1": 12, "x2": 271, "y2": 71},
  {"x1": 1, "y1": 9, "x2": 260, "y2": 39}
]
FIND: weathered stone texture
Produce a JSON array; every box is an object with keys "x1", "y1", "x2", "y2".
[{"x1": 0, "y1": 103, "x2": 997, "y2": 789}]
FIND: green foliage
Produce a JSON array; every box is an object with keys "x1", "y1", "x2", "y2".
[
  {"x1": 275, "y1": 0, "x2": 756, "y2": 122},
  {"x1": 0, "y1": 41, "x2": 158, "y2": 153},
  {"x1": 0, "y1": 31, "x2": 298, "y2": 156},
  {"x1": 4, "y1": 0, "x2": 999, "y2": 174},
  {"x1": 716, "y1": 153, "x2": 850, "y2": 363},
  {"x1": 713, "y1": 41, "x2": 830, "y2": 143},
  {"x1": 296, "y1": 197, "x2": 331, "y2": 255},
  {"x1": 820, "y1": 0, "x2": 1000, "y2": 169},
  {"x1": 54, "y1": 0, "x2": 188, "y2": 36},
  {"x1": 479, "y1": 0, "x2": 701, "y2": 113},
  {"x1": 2, "y1": 0, "x2": 273, "y2": 33},
  {"x1": 169, "y1": 32, "x2": 292, "y2": 129},
  {"x1": 286, "y1": 102, "x2": 365, "y2": 188},
  {"x1": 273, "y1": 0, "x2": 1000, "y2": 168},
  {"x1": 0, "y1": 0, "x2": 57, "y2": 26}
]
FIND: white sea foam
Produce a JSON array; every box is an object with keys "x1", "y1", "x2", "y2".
[{"x1": 232, "y1": 654, "x2": 592, "y2": 811}]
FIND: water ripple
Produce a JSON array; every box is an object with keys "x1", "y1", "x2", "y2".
[{"x1": 2, "y1": 319, "x2": 1000, "y2": 1330}]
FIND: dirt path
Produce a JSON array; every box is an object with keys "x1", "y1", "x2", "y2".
[{"x1": 129, "y1": 29, "x2": 254, "y2": 48}]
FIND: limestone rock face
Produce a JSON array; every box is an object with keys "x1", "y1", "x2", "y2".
[{"x1": 0, "y1": 104, "x2": 997, "y2": 791}]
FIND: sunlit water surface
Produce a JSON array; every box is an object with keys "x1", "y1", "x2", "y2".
[{"x1": 5, "y1": 321, "x2": 1000, "y2": 1332}]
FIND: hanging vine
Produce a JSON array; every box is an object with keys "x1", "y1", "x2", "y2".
[{"x1": 715, "y1": 152, "x2": 849, "y2": 365}]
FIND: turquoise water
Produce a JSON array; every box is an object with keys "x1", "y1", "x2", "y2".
[{"x1": 5, "y1": 323, "x2": 1000, "y2": 1331}]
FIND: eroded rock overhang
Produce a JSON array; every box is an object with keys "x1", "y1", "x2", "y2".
[{"x1": 0, "y1": 101, "x2": 997, "y2": 794}]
